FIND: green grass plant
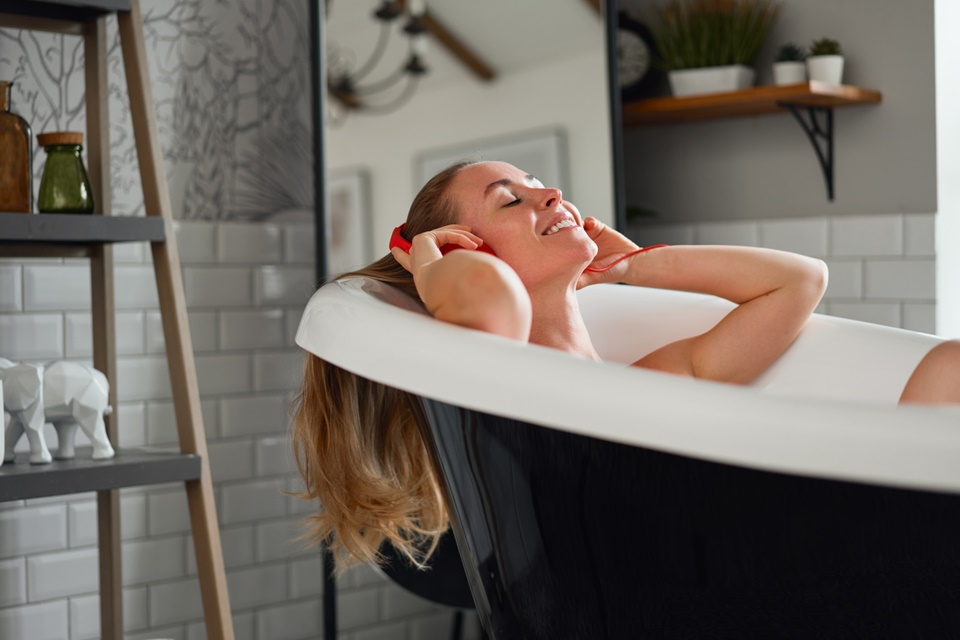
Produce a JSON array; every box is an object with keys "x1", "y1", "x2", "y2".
[{"x1": 651, "y1": 0, "x2": 782, "y2": 71}]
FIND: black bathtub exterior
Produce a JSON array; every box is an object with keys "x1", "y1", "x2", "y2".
[{"x1": 420, "y1": 397, "x2": 960, "y2": 639}]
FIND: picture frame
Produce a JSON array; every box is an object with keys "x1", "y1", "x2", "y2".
[
  {"x1": 415, "y1": 127, "x2": 569, "y2": 193},
  {"x1": 327, "y1": 167, "x2": 373, "y2": 274}
]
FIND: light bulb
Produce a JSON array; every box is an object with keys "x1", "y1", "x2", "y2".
[{"x1": 412, "y1": 34, "x2": 427, "y2": 56}]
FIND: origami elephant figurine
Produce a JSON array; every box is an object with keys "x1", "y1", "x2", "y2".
[{"x1": 0, "y1": 358, "x2": 114, "y2": 465}]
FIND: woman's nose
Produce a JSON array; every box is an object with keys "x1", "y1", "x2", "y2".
[{"x1": 539, "y1": 188, "x2": 563, "y2": 208}]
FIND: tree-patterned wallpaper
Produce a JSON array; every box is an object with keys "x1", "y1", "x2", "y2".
[{"x1": 0, "y1": 0, "x2": 312, "y2": 221}]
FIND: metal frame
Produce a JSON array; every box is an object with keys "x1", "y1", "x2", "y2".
[{"x1": 781, "y1": 104, "x2": 836, "y2": 201}]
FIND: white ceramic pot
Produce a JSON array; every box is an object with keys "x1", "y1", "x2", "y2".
[
  {"x1": 772, "y1": 61, "x2": 806, "y2": 86},
  {"x1": 806, "y1": 55, "x2": 844, "y2": 85},
  {"x1": 667, "y1": 65, "x2": 755, "y2": 97}
]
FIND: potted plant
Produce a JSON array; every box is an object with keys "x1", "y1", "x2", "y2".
[
  {"x1": 807, "y1": 37, "x2": 844, "y2": 85},
  {"x1": 650, "y1": 0, "x2": 782, "y2": 97},
  {"x1": 773, "y1": 43, "x2": 806, "y2": 85}
]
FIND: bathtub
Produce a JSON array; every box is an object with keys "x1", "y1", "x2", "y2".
[{"x1": 297, "y1": 277, "x2": 960, "y2": 639}]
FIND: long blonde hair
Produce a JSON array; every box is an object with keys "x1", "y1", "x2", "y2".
[{"x1": 291, "y1": 160, "x2": 475, "y2": 571}]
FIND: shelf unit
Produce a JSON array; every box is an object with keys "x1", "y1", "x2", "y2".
[
  {"x1": 0, "y1": 447, "x2": 201, "y2": 501},
  {"x1": 0, "y1": 2, "x2": 234, "y2": 639},
  {"x1": 622, "y1": 81, "x2": 883, "y2": 200}
]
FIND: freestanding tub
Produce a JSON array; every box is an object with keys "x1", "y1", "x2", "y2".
[{"x1": 297, "y1": 278, "x2": 960, "y2": 639}]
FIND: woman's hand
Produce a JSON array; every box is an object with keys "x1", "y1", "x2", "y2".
[
  {"x1": 390, "y1": 224, "x2": 484, "y2": 281},
  {"x1": 577, "y1": 217, "x2": 642, "y2": 288},
  {"x1": 390, "y1": 224, "x2": 531, "y2": 341}
]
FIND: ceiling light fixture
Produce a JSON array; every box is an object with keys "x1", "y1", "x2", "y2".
[{"x1": 326, "y1": 0, "x2": 429, "y2": 120}]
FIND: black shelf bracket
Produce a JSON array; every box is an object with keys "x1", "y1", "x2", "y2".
[{"x1": 780, "y1": 103, "x2": 835, "y2": 201}]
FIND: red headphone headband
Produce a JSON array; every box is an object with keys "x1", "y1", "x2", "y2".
[
  {"x1": 389, "y1": 223, "x2": 666, "y2": 270},
  {"x1": 389, "y1": 224, "x2": 496, "y2": 256}
]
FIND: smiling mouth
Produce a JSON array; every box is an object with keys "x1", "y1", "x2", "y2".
[{"x1": 543, "y1": 219, "x2": 577, "y2": 236}]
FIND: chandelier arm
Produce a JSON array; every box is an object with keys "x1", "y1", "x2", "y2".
[
  {"x1": 351, "y1": 21, "x2": 394, "y2": 83},
  {"x1": 358, "y1": 75, "x2": 421, "y2": 115},
  {"x1": 353, "y1": 64, "x2": 408, "y2": 96}
]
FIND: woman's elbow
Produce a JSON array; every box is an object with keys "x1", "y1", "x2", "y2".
[
  {"x1": 435, "y1": 257, "x2": 532, "y2": 340},
  {"x1": 805, "y1": 258, "x2": 829, "y2": 303}
]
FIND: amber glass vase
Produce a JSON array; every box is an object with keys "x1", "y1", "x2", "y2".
[
  {"x1": 0, "y1": 80, "x2": 34, "y2": 213},
  {"x1": 37, "y1": 131, "x2": 95, "y2": 214}
]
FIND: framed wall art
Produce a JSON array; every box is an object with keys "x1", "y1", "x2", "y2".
[
  {"x1": 415, "y1": 127, "x2": 569, "y2": 193},
  {"x1": 327, "y1": 167, "x2": 373, "y2": 274}
]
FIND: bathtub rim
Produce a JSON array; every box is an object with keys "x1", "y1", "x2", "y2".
[{"x1": 296, "y1": 278, "x2": 960, "y2": 496}]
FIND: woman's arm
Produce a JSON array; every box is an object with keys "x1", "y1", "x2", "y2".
[
  {"x1": 626, "y1": 245, "x2": 828, "y2": 384},
  {"x1": 578, "y1": 218, "x2": 827, "y2": 384},
  {"x1": 392, "y1": 225, "x2": 532, "y2": 340}
]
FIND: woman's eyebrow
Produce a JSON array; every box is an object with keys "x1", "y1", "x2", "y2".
[{"x1": 483, "y1": 174, "x2": 538, "y2": 198}]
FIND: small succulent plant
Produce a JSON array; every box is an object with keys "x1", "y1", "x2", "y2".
[
  {"x1": 809, "y1": 37, "x2": 842, "y2": 57},
  {"x1": 775, "y1": 43, "x2": 806, "y2": 62}
]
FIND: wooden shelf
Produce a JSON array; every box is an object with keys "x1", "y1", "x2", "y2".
[
  {"x1": 0, "y1": 447, "x2": 201, "y2": 502},
  {"x1": 0, "y1": 212, "x2": 165, "y2": 244},
  {"x1": 623, "y1": 81, "x2": 882, "y2": 127},
  {"x1": 1, "y1": 0, "x2": 130, "y2": 22}
]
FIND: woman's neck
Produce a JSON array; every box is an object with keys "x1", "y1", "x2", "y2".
[{"x1": 527, "y1": 285, "x2": 600, "y2": 360}]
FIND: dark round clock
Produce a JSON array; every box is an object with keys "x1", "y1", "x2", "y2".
[{"x1": 617, "y1": 11, "x2": 659, "y2": 102}]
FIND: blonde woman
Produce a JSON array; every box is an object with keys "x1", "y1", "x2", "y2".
[{"x1": 292, "y1": 160, "x2": 960, "y2": 570}]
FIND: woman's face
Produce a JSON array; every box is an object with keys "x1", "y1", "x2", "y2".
[{"x1": 449, "y1": 162, "x2": 597, "y2": 288}]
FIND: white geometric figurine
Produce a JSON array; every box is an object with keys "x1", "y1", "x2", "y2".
[{"x1": 0, "y1": 358, "x2": 115, "y2": 465}]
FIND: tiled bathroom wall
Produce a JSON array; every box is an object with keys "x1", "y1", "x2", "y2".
[
  {"x1": 629, "y1": 212, "x2": 937, "y2": 334},
  {"x1": 0, "y1": 221, "x2": 480, "y2": 640}
]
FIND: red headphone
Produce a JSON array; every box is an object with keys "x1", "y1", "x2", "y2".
[
  {"x1": 389, "y1": 224, "x2": 497, "y2": 256},
  {"x1": 389, "y1": 223, "x2": 666, "y2": 272}
]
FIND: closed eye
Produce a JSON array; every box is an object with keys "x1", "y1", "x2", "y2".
[{"x1": 504, "y1": 198, "x2": 521, "y2": 208}]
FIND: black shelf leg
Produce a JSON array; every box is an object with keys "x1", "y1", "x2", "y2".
[
  {"x1": 323, "y1": 546, "x2": 337, "y2": 639},
  {"x1": 781, "y1": 104, "x2": 835, "y2": 201}
]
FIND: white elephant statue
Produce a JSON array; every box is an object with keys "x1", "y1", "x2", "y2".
[{"x1": 0, "y1": 358, "x2": 114, "y2": 465}]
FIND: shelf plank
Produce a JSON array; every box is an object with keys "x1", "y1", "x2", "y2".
[
  {"x1": 1, "y1": 0, "x2": 130, "y2": 25},
  {"x1": 0, "y1": 447, "x2": 201, "y2": 501},
  {"x1": 623, "y1": 82, "x2": 882, "y2": 127},
  {"x1": 0, "y1": 212, "x2": 165, "y2": 244}
]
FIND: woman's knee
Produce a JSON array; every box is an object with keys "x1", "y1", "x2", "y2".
[{"x1": 899, "y1": 340, "x2": 960, "y2": 405}]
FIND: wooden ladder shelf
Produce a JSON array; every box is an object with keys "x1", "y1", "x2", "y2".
[{"x1": 0, "y1": 1, "x2": 234, "y2": 638}]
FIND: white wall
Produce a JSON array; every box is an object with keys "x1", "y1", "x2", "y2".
[
  {"x1": 935, "y1": 0, "x2": 960, "y2": 336},
  {"x1": 620, "y1": 0, "x2": 936, "y2": 222},
  {"x1": 326, "y1": 48, "x2": 615, "y2": 250}
]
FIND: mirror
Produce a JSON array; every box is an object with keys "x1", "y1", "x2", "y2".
[{"x1": 318, "y1": 0, "x2": 615, "y2": 275}]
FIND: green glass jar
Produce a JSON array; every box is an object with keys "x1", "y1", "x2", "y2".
[{"x1": 37, "y1": 131, "x2": 94, "y2": 214}]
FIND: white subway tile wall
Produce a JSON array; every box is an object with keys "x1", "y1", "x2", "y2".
[
  {"x1": 23, "y1": 264, "x2": 91, "y2": 311},
  {"x1": 0, "y1": 221, "x2": 389, "y2": 640},
  {"x1": 0, "y1": 265, "x2": 22, "y2": 312},
  {"x1": 66, "y1": 310, "x2": 146, "y2": 357},
  {"x1": 630, "y1": 212, "x2": 937, "y2": 332},
  {"x1": 0, "y1": 600, "x2": 68, "y2": 640},
  {"x1": 219, "y1": 223, "x2": 284, "y2": 264},
  {"x1": 0, "y1": 558, "x2": 26, "y2": 607},
  {"x1": 146, "y1": 488, "x2": 192, "y2": 537},
  {"x1": 27, "y1": 548, "x2": 99, "y2": 601},
  {"x1": 0, "y1": 215, "x2": 934, "y2": 638}
]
